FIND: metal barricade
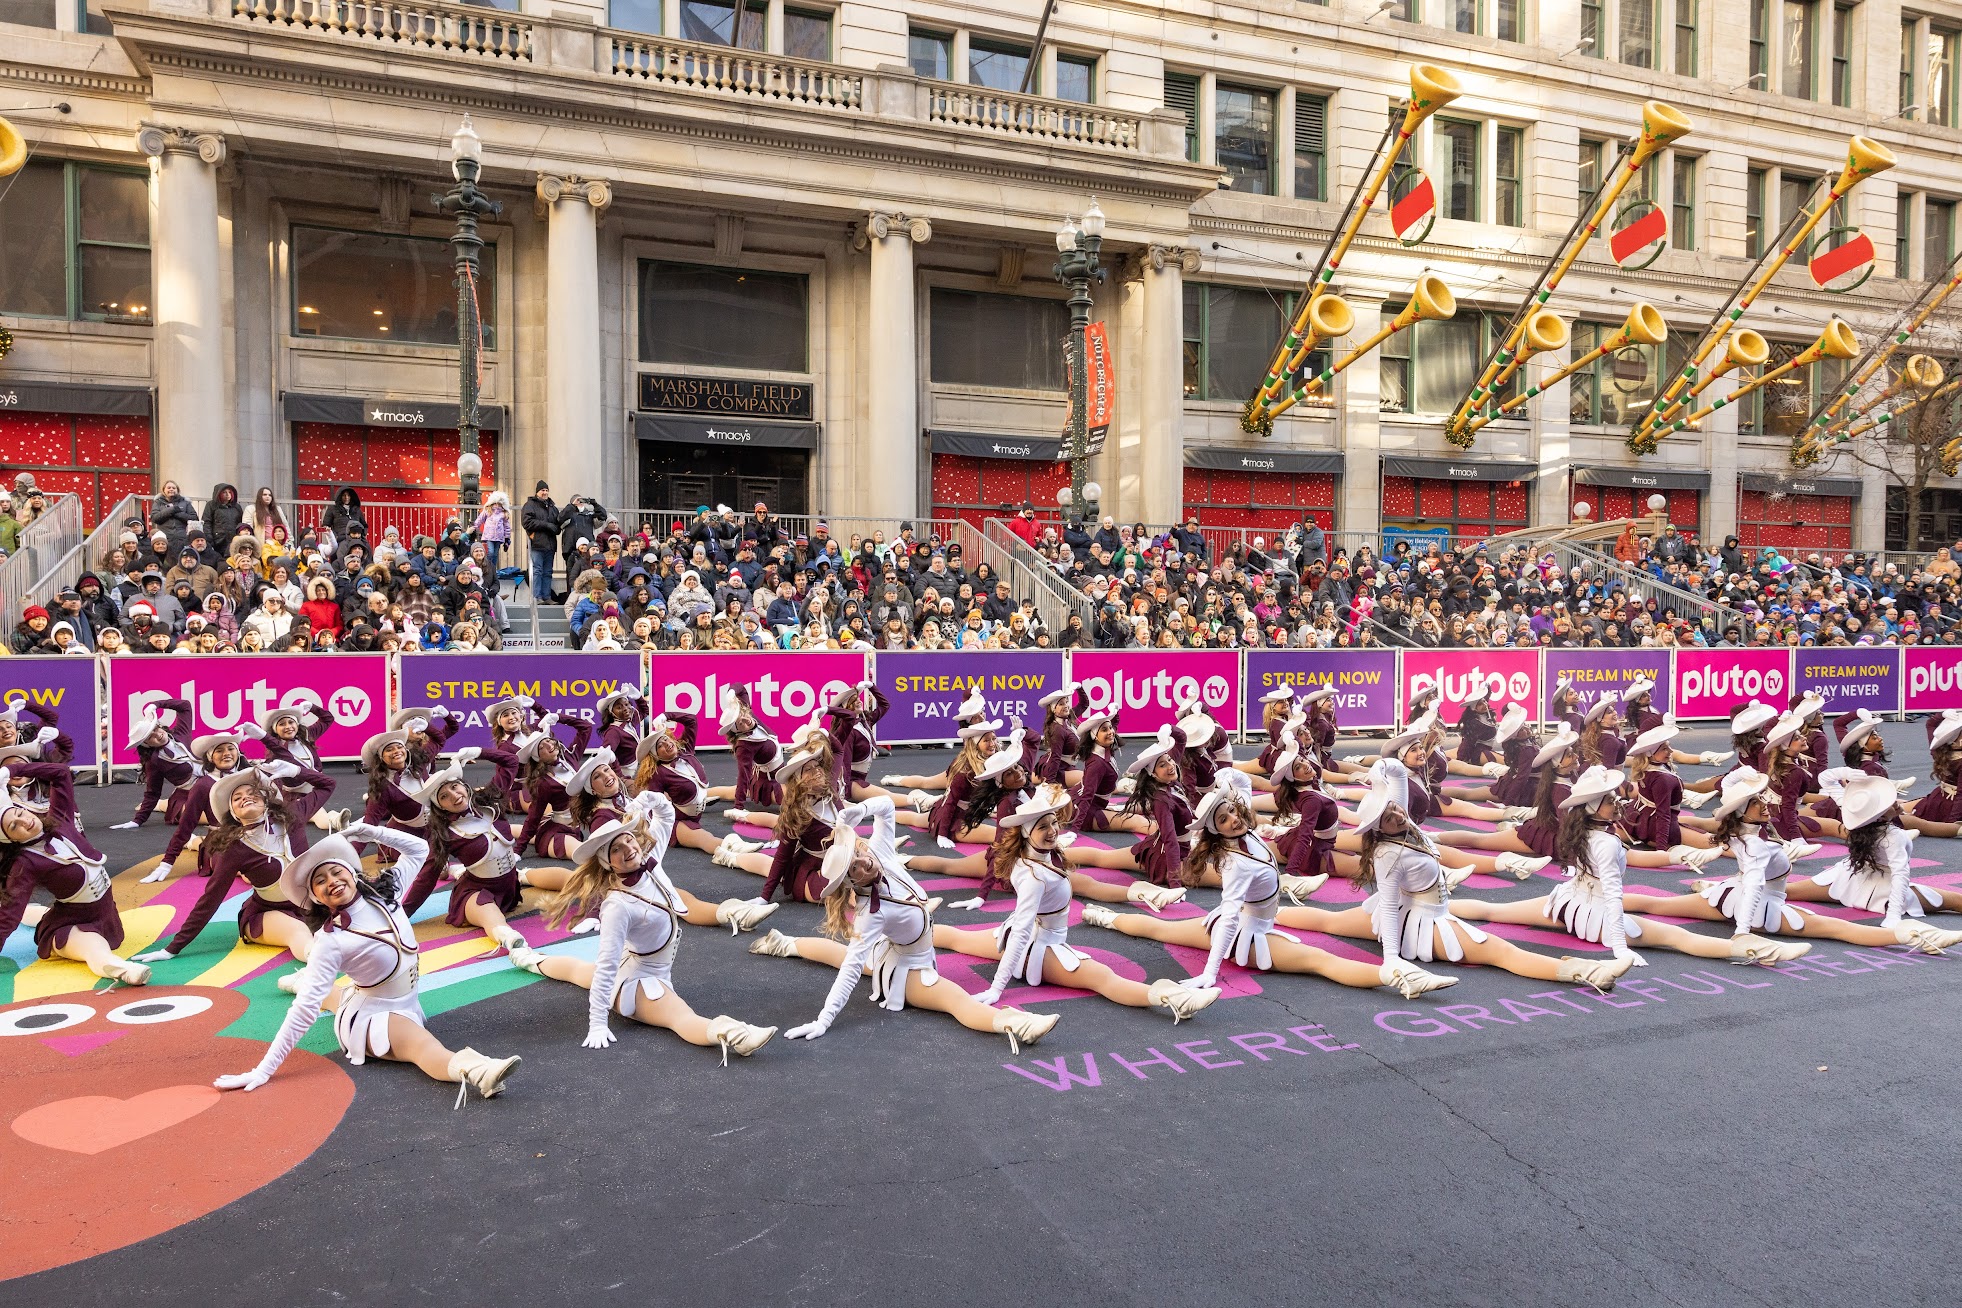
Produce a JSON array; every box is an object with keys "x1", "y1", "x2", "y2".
[
  {"x1": 0, "y1": 492, "x2": 83, "y2": 624},
  {"x1": 21, "y1": 494, "x2": 142, "y2": 613}
]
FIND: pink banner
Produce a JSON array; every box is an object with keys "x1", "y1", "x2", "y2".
[
  {"x1": 645, "y1": 650, "x2": 869, "y2": 749},
  {"x1": 107, "y1": 654, "x2": 391, "y2": 765},
  {"x1": 1069, "y1": 650, "x2": 1240, "y2": 736},
  {"x1": 1905, "y1": 647, "x2": 1962, "y2": 712},
  {"x1": 1673, "y1": 648, "x2": 1791, "y2": 720},
  {"x1": 1400, "y1": 649, "x2": 1539, "y2": 725}
]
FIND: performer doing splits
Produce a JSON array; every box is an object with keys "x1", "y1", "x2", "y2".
[
  {"x1": 1776, "y1": 772, "x2": 1962, "y2": 936},
  {"x1": 210, "y1": 832, "x2": 522, "y2": 1103},
  {"x1": 0, "y1": 761, "x2": 150, "y2": 986}
]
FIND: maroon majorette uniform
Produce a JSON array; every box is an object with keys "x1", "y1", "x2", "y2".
[
  {"x1": 826, "y1": 686, "x2": 890, "y2": 792},
  {"x1": 1455, "y1": 710, "x2": 1497, "y2": 767},
  {"x1": 601, "y1": 708, "x2": 646, "y2": 775},
  {"x1": 1516, "y1": 782, "x2": 1572, "y2": 861},
  {"x1": 1254, "y1": 714, "x2": 1290, "y2": 773},
  {"x1": 1619, "y1": 767, "x2": 1683, "y2": 849},
  {"x1": 0, "y1": 760, "x2": 118, "y2": 957},
  {"x1": 405, "y1": 810, "x2": 522, "y2": 926},
  {"x1": 164, "y1": 819, "x2": 310, "y2": 952},
  {"x1": 1068, "y1": 748, "x2": 1120, "y2": 833},
  {"x1": 1490, "y1": 736, "x2": 1538, "y2": 807},
  {"x1": 1273, "y1": 782, "x2": 1339, "y2": 881},
  {"x1": 760, "y1": 797, "x2": 842, "y2": 903},
  {"x1": 482, "y1": 736, "x2": 527, "y2": 813},
  {"x1": 132, "y1": 698, "x2": 198, "y2": 826},
  {"x1": 731, "y1": 724, "x2": 783, "y2": 807},
  {"x1": 1130, "y1": 784, "x2": 1195, "y2": 888},
  {"x1": 160, "y1": 762, "x2": 243, "y2": 875},
  {"x1": 928, "y1": 767, "x2": 977, "y2": 843},
  {"x1": 257, "y1": 703, "x2": 338, "y2": 824},
  {"x1": 1037, "y1": 715, "x2": 1079, "y2": 786},
  {"x1": 511, "y1": 717, "x2": 595, "y2": 857}
]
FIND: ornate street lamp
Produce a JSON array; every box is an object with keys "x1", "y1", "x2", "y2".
[
  {"x1": 1054, "y1": 200, "x2": 1107, "y2": 516},
  {"x1": 435, "y1": 115, "x2": 500, "y2": 512}
]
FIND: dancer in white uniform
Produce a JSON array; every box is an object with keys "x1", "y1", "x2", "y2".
[
  {"x1": 1083, "y1": 773, "x2": 1459, "y2": 998},
  {"x1": 1624, "y1": 768, "x2": 1962, "y2": 953},
  {"x1": 512, "y1": 792, "x2": 779, "y2": 1062},
  {"x1": 1790, "y1": 772, "x2": 1962, "y2": 928},
  {"x1": 930, "y1": 789, "x2": 1221, "y2": 1020},
  {"x1": 750, "y1": 795, "x2": 1059, "y2": 1051},
  {"x1": 1451, "y1": 765, "x2": 1812, "y2": 965},
  {"x1": 211, "y1": 829, "x2": 523, "y2": 1102}
]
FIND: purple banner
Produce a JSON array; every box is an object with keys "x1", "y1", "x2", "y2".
[
  {"x1": 399, "y1": 652, "x2": 645, "y2": 752},
  {"x1": 874, "y1": 650, "x2": 1069, "y2": 745},
  {"x1": 1542, "y1": 649, "x2": 1672, "y2": 722},
  {"x1": 0, "y1": 656, "x2": 99, "y2": 769},
  {"x1": 1793, "y1": 647, "x2": 1901, "y2": 714},
  {"x1": 1242, "y1": 650, "x2": 1399, "y2": 731}
]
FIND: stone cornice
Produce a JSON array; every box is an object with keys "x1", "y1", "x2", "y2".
[{"x1": 0, "y1": 61, "x2": 150, "y2": 98}]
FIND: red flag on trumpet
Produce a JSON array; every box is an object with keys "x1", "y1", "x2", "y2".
[
  {"x1": 1609, "y1": 203, "x2": 1669, "y2": 268},
  {"x1": 1809, "y1": 230, "x2": 1876, "y2": 291},
  {"x1": 1389, "y1": 173, "x2": 1436, "y2": 245}
]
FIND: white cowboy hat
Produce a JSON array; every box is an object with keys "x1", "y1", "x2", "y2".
[
  {"x1": 361, "y1": 728, "x2": 414, "y2": 771},
  {"x1": 256, "y1": 703, "x2": 307, "y2": 734},
  {"x1": 1260, "y1": 685, "x2": 1296, "y2": 704},
  {"x1": 958, "y1": 718, "x2": 1003, "y2": 741},
  {"x1": 816, "y1": 824, "x2": 866, "y2": 898},
  {"x1": 389, "y1": 707, "x2": 438, "y2": 731},
  {"x1": 1177, "y1": 711, "x2": 1216, "y2": 750},
  {"x1": 566, "y1": 749, "x2": 617, "y2": 796},
  {"x1": 1559, "y1": 764, "x2": 1625, "y2": 811},
  {"x1": 1384, "y1": 710, "x2": 1437, "y2": 757},
  {"x1": 411, "y1": 758, "x2": 470, "y2": 806},
  {"x1": 1713, "y1": 766, "x2": 1772, "y2": 820},
  {"x1": 1461, "y1": 679, "x2": 1492, "y2": 707},
  {"x1": 1533, "y1": 724, "x2": 1579, "y2": 769},
  {"x1": 190, "y1": 731, "x2": 242, "y2": 762},
  {"x1": 1039, "y1": 682, "x2": 1079, "y2": 708},
  {"x1": 979, "y1": 745, "x2": 1025, "y2": 784},
  {"x1": 958, "y1": 688, "x2": 987, "y2": 720},
  {"x1": 1127, "y1": 733, "x2": 1176, "y2": 777},
  {"x1": 998, "y1": 787, "x2": 1071, "y2": 830},
  {"x1": 1765, "y1": 710, "x2": 1806, "y2": 752},
  {"x1": 279, "y1": 834, "x2": 365, "y2": 909},
  {"x1": 1791, "y1": 690, "x2": 1827, "y2": 720},
  {"x1": 1194, "y1": 770, "x2": 1257, "y2": 834},
  {"x1": 770, "y1": 746, "x2": 826, "y2": 780},
  {"x1": 1620, "y1": 676, "x2": 1657, "y2": 704},
  {"x1": 1840, "y1": 708, "x2": 1882, "y2": 750},
  {"x1": 125, "y1": 707, "x2": 165, "y2": 751},
  {"x1": 209, "y1": 767, "x2": 275, "y2": 822},
  {"x1": 1583, "y1": 695, "x2": 1618, "y2": 727},
  {"x1": 1631, "y1": 715, "x2": 1681, "y2": 756},
  {"x1": 1837, "y1": 773, "x2": 1901, "y2": 832},
  {"x1": 1492, "y1": 703, "x2": 1529, "y2": 746},
  {"x1": 1352, "y1": 759, "x2": 1411, "y2": 836},
  {"x1": 484, "y1": 695, "x2": 529, "y2": 721},
  {"x1": 570, "y1": 818, "x2": 638, "y2": 868},
  {"x1": 1406, "y1": 683, "x2": 1440, "y2": 712},
  {"x1": 517, "y1": 728, "x2": 567, "y2": 765},
  {"x1": 718, "y1": 685, "x2": 750, "y2": 733},
  {"x1": 1298, "y1": 685, "x2": 1338, "y2": 707},
  {"x1": 1732, "y1": 700, "x2": 1778, "y2": 736},
  {"x1": 1933, "y1": 713, "x2": 1962, "y2": 752},
  {"x1": 1075, "y1": 710, "x2": 1116, "y2": 742},
  {"x1": 595, "y1": 685, "x2": 642, "y2": 719}
]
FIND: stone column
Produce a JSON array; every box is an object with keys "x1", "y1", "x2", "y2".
[
  {"x1": 537, "y1": 176, "x2": 611, "y2": 504},
  {"x1": 1336, "y1": 295, "x2": 1386, "y2": 540},
  {"x1": 138, "y1": 124, "x2": 229, "y2": 499},
  {"x1": 853, "y1": 212, "x2": 931, "y2": 519},
  {"x1": 1139, "y1": 244, "x2": 1195, "y2": 527},
  {"x1": 1704, "y1": 374, "x2": 1741, "y2": 542}
]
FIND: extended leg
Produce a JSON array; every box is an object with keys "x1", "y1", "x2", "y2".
[
  {"x1": 52, "y1": 929, "x2": 149, "y2": 984},
  {"x1": 247, "y1": 912, "x2": 315, "y2": 963}
]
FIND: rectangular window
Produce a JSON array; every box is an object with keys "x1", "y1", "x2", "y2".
[
  {"x1": 79, "y1": 0, "x2": 112, "y2": 31},
  {"x1": 1181, "y1": 284, "x2": 1298, "y2": 403},
  {"x1": 293, "y1": 228, "x2": 494, "y2": 346},
  {"x1": 1933, "y1": 30, "x2": 1960, "y2": 127},
  {"x1": 908, "y1": 29, "x2": 952, "y2": 80},
  {"x1": 0, "y1": 163, "x2": 74, "y2": 318},
  {"x1": 1394, "y1": 0, "x2": 1420, "y2": 21},
  {"x1": 1674, "y1": 0, "x2": 1697, "y2": 75},
  {"x1": 1495, "y1": 126, "x2": 1523, "y2": 228},
  {"x1": 968, "y1": 39, "x2": 1031, "y2": 92},
  {"x1": 1164, "y1": 73, "x2": 1201, "y2": 163},
  {"x1": 1581, "y1": 1, "x2": 1603, "y2": 55},
  {"x1": 1830, "y1": 4, "x2": 1852, "y2": 106},
  {"x1": 639, "y1": 261, "x2": 807, "y2": 372},
  {"x1": 1749, "y1": 0, "x2": 1770, "y2": 86},
  {"x1": 1901, "y1": 21, "x2": 1918, "y2": 117},
  {"x1": 679, "y1": 0, "x2": 766, "y2": 48},
  {"x1": 1379, "y1": 310, "x2": 1493, "y2": 415},
  {"x1": 930, "y1": 288, "x2": 1069, "y2": 389},
  {"x1": 1780, "y1": 171, "x2": 1817, "y2": 232},
  {"x1": 1746, "y1": 167, "x2": 1767, "y2": 258},
  {"x1": 0, "y1": 161, "x2": 151, "y2": 323},
  {"x1": 1436, "y1": 118, "x2": 1479, "y2": 221},
  {"x1": 783, "y1": 8, "x2": 830, "y2": 60},
  {"x1": 1294, "y1": 93, "x2": 1328, "y2": 202},
  {"x1": 1671, "y1": 154, "x2": 1696, "y2": 251},
  {"x1": 1216, "y1": 84, "x2": 1276, "y2": 196},
  {"x1": 1495, "y1": 0, "x2": 1518, "y2": 40},
  {"x1": 1570, "y1": 323, "x2": 1691, "y2": 426},
  {"x1": 1898, "y1": 191, "x2": 1916, "y2": 278},
  {"x1": 1577, "y1": 137, "x2": 1607, "y2": 206},
  {"x1": 1447, "y1": 0, "x2": 1476, "y2": 33},
  {"x1": 610, "y1": 0, "x2": 662, "y2": 35},
  {"x1": 1055, "y1": 54, "x2": 1096, "y2": 104},
  {"x1": 1783, "y1": 1, "x2": 1816, "y2": 98},
  {"x1": 1926, "y1": 200, "x2": 1955, "y2": 279},
  {"x1": 1620, "y1": 0, "x2": 1656, "y2": 68},
  {"x1": 0, "y1": 0, "x2": 57, "y2": 26},
  {"x1": 1741, "y1": 338, "x2": 1821, "y2": 436}
]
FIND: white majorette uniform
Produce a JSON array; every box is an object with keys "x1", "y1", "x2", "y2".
[
  {"x1": 1703, "y1": 827, "x2": 1803, "y2": 934},
  {"x1": 1367, "y1": 835, "x2": 1489, "y2": 964},
  {"x1": 988, "y1": 852, "x2": 1083, "y2": 989},
  {"x1": 250, "y1": 826, "x2": 433, "y2": 1072},
  {"x1": 1812, "y1": 825, "x2": 1939, "y2": 923},
  {"x1": 810, "y1": 797, "x2": 941, "y2": 1019},
  {"x1": 1198, "y1": 834, "x2": 1297, "y2": 973},
  {"x1": 586, "y1": 793, "x2": 690, "y2": 1029},
  {"x1": 1544, "y1": 828, "x2": 1643, "y2": 955}
]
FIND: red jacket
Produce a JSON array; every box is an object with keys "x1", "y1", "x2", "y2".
[
  {"x1": 1007, "y1": 515, "x2": 1039, "y2": 548},
  {"x1": 299, "y1": 597, "x2": 343, "y2": 636}
]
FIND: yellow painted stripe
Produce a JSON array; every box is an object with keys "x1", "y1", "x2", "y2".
[
  {"x1": 419, "y1": 935, "x2": 499, "y2": 973},
  {"x1": 186, "y1": 939, "x2": 286, "y2": 989},
  {"x1": 9, "y1": 905, "x2": 176, "y2": 1000}
]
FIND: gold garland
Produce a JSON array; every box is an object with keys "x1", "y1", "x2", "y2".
[{"x1": 0, "y1": 326, "x2": 12, "y2": 361}]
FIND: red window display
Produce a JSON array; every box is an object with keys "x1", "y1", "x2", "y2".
[
  {"x1": 294, "y1": 421, "x2": 500, "y2": 541},
  {"x1": 930, "y1": 452, "x2": 1069, "y2": 536},
  {"x1": 0, "y1": 410, "x2": 154, "y2": 527},
  {"x1": 1736, "y1": 489, "x2": 1854, "y2": 551},
  {"x1": 1382, "y1": 475, "x2": 1530, "y2": 538},
  {"x1": 1571, "y1": 484, "x2": 1702, "y2": 532},
  {"x1": 1180, "y1": 468, "x2": 1336, "y2": 534}
]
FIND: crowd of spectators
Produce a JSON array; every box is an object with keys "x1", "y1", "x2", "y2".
[{"x1": 8, "y1": 474, "x2": 1962, "y2": 658}]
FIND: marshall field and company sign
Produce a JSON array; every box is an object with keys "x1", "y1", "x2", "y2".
[{"x1": 638, "y1": 373, "x2": 814, "y2": 421}]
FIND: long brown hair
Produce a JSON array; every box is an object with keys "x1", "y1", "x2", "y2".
[
  {"x1": 989, "y1": 823, "x2": 1034, "y2": 887},
  {"x1": 1713, "y1": 803, "x2": 1757, "y2": 846},
  {"x1": 1933, "y1": 741, "x2": 1958, "y2": 784},
  {"x1": 952, "y1": 733, "x2": 992, "y2": 778},
  {"x1": 427, "y1": 786, "x2": 501, "y2": 868},
  {"x1": 202, "y1": 786, "x2": 298, "y2": 861},
  {"x1": 1845, "y1": 814, "x2": 1889, "y2": 877},
  {"x1": 544, "y1": 852, "x2": 618, "y2": 929},
  {"x1": 1181, "y1": 812, "x2": 1249, "y2": 884},
  {"x1": 1577, "y1": 718, "x2": 1608, "y2": 768},
  {"x1": 1552, "y1": 802, "x2": 1623, "y2": 870},
  {"x1": 777, "y1": 762, "x2": 835, "y2": 840},
  {"x1": 1531, "y1": 761, "x2": 1566, "y2": 824}
]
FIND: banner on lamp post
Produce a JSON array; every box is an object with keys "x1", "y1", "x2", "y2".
[
  {"x1": 397, "y1": 652, "x2": 645, "y2": 751},
  {"x1": 1672, "y1": 649, "x2": 1791, "y2": 720},
  {"x1": 646, "y1": 650, "x2": 868, "y2": 749},
  {"x1": 1401, "y1": 649, "x2": 1539, "y2": 725},
  {"x1": 1241, "y1": 650, "x2": 1399, "y2": 731},
  {"x1": 1063, "y1": 322, "x2": 1115, "y2": 457},
  {"x1": 874, "y1": 650, "x2": 1068, "y2": 745},
  {"x1": 1792, "y1": 647, "x2": 1900, "y2": 714},
  {"x1": 0, "y1": 657, "x2": 100, "y2": 769},
  {"x1": 1070, "y1": 649, "x2": 1239, "y2": 736},
  {"x1": 1543, "y1": 649, "x2": 1673, "y2": 721},
  {"x1": 107, "y1": 654, "x2": 390, "y2": 766}
]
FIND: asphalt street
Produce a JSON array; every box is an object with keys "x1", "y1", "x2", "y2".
[{"x1": 7, "y1": 721, "x2": 1961, "y2": 1308}]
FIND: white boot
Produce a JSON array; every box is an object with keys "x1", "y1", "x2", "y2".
[
  {"x1": 1680, "y1": 788, "x2": 1718, "y2": 809},
  {"x1": 446, "y1": 1047, "x2": 521, "y2": 1102},
  {"x1": 1669, "y1": 844, "x2": 1724, "y2": 870},
  {"x1": 1896, "y1": 922, "x2": 1962, "y2": 955},
  {"x1": 507, "y1": 943, "x2": 546, "y2": 974},
  {"x1": 1125, "y1": 882, "x2": 1186, "y2": 911},
  {"x1": 907, "y1": 789, "x2": 936, "y2": 813},
  {"x1": 1495, "y1": 852, "x2": 1551, "y2": 880},
  {"x1": 1500, "y1": 806, "x2": 1537, "y2": 823},
  {"x1": 705, "y1": 1015, "x2": 777, "y2": 1065},
  {"x1": 100, "y1": 957, "x2": 151, "y2": 987},
  {"x1": 1279, "y1": 873, "x2": 1328, "y2": 904},
  {"x1": 276, "y1": 970, "x2": 303, "y2": 994},
  {"x1": 722, "y1": 831, "x2": 765, "y2": 855},
  {"x1": 1380, "y1": 960, "x2": 1457, "y2": 998},
  {"x1": 1728, "y1": 933, "x2": 1810, "y2": 964},
  {"x1": 711, "y1": 833, "x2": 748, "y2": 867},
  {"x1": 748, "y1": 928, "x2": 798, "y2": 958},
  {"x1": 309, "y1": 804, "x2": 333, "y2": 831},
  {"x1": 991, "y1": 1006, "x2": 1059, "y2": 1054},
  {"x1": 1443, "y1": 864, "x2": 1475, "y2": 891},
  {"x1": 880, "y1": 773, "x2": 907, "y2": 786},
  {"x1": 1147, "y1": 977, "x2": 1220, "y2": 1023},
  {"x1": 723, "y1": 809, "x2": 752, "y2": 825},
  {"x1": 492, "y1": 926, "x2": 527, "y2": 954},
  {"x1": 1079, "y1": 904, "x2": 1118, "y2": 929},
  {"x1": 1557, "y1": 955, "x2": 1630, "y2": 993},
  {"x1": 714, "y1": 898, "x2": 779, "y2": 934}
]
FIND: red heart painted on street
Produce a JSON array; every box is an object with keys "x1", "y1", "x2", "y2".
[{"x1": 12, "y1": 1085, "x2": 222, "y2": 1156}]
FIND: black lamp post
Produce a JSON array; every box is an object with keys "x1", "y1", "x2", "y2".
[
  {"x1": 1053, "y1": 200, "x2": 1107, "y2": 520},
  {"x1": 435, "y1": 115, "x2": 500, "y2": 513}
]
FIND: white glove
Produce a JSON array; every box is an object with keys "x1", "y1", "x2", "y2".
[
  {"x1": 517, "y1": 695, "x2": 537, "y2": 709},
  {"x1": 976, "y1": 989, "x2": 1005, "y2": 1008},
  {"x1": 621, "y1": 685, "x2": 643, "y2": 701},
  {"x1": 455, "y1": 746, "x2": 482, "y2": 766},
  {"x1": 934, "y1": 835, "x2": 957, "y2": 850},
  {"x1": 582, "y1": 1025, "x2": 617, "y2": 1050},
  {"x1": 406, "y1": 717, "x2": 428, "y2": 734},
  {"x1": 35, "y1": 726, "x2": 58, "y2": 745},
  {"x1": 945, "y1": 896, "x2": 987, "y2": 910},
  {"x1": 132, "y1": 948, "x2": 176, "y2": 963},
  {"x1": 139, "y1": 864, "x2": 172, "y2": 883},
  {"x1": 784, "y1": 1021, "x2": 829, "y2": 1041},
  {"x1": 1481, "y1": 762, "x2": 1507, "y2": 779},
  {"x1": 213, "y1": 1069, "x2": 271, "y2": 1092},
  {"x1": 1895, "y1": 778, "x2": 1915, "y2": 792},
  {"x1": 539, "y1": 711, "x2": 560, "y2": 731},
  {"x1": 428, "y1": 705, "x2": 452, "y2": 719},
  {"x1": 238, "y1": 722, "x2": 267, "y2": 741},
  {"x1": 1698, "y1": 751, "x2": 1733, "y2": 766},
  {"x1": 111, "y1": 820, "x2": 139, "y2": 830},
  {"x1": 1612, "y1": 946, "x2": 1648, "y2": 966},
  {"x1": 1182, "y1": 974, "x2": 1219, "y2": 991},
  {"x1": 261, "y1": 760, "x2": 300, "y2": 781},
  {"x1": 571, "y1": 918, "x2": 601, "y2": 934},
  {"x1": 338, "y1": 820, "x2": 380, "y2": 841},
  {"x1": 1156, "y1": 724, "x2": 1173, "y2": 744}
]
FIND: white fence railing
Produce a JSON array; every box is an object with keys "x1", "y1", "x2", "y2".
[
  {"x1": 924, "y1": 84, "x2": 1142, "y2": 152},
  {"x1": 20, "y1": 494, "x2": 142, "y2": 613},
  {"x1": 608, "y1": 36, "x2": 862, "y2": 110},
  {"x1": 0, "y1": 492, "x2": 84, "y2": 624}
]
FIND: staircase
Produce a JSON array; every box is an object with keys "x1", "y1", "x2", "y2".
[{"x1": 499, "y1": 578, "x2": 568, "y2": 650}]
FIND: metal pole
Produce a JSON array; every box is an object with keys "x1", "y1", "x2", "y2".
[
  {"x1": 1053, "y1": 225, "x2": 1104, "y2": 519},
  {"x1": 436, "y1": 131, "x2": 501, "y2": 519}
]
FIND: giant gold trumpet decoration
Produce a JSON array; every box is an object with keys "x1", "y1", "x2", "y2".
[
  {"x1": 1447, "y1": 100, "x2": 1692, "y2": 444},
  {"x1": 0, "y1": 116, "x2": 25, "y2": 177},
  {"x1": 1263, "y1": 275, "x2": 1456, "y2": 421},
  {"x1": 1657, "y1": 319, "x2": 1859, "y2": 435},
  {"x1": 1809, "y1": 260, "x2": 1962, "y2": 441},
  {"x1": 1243, "y1": 63, "x2": 1461, "y2": 433},
  {"x1": 1635, "y1": 135, "x2": 1895, "y2": 449},
  {"x1": 1457, "y1": 302, "x2": 1667, "y2": 438},
  {"x1": 1803, "y1": 374, "x2": 1962, "y2": 465},
  {"x1": 1668, "y1": 329, "x2": 1770, "y2": 412},
  {"x1": 1800, "y1": 355, "x2": 1948, "y2": 468}
]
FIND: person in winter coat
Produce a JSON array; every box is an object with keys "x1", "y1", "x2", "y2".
[
  {"x1": 244, "y1": 590, "x2": 296, "y2": 646},
  {"x1": 204, "y1": 484, "x2": 245, "y2": 553},
  {"x1": 166, "y1": 547, "x2": 218, "y2": 601},
  {"x1": 557, "y1": 494, "x2": 607, "y2": 580},
  {"x1": 75, "y1": 572, "x2": 120, "y2": 635},
  {"x1": 299, "y1": 577, "x2": 343, "y2": 638},
  {"x1": 471, "y1": 490, "x2": 513, "y2": 576},
  {"x1": 521, "y1": 481, "x2": 564, "y2": 601},
  {"x1": 11, "y1": 605, "x2": 52, "y2": 654},
  {"x1": 150, "y1": 480, "x2": 198, "y2": 551},
  {"x1": 319, "y1": 486, "x2": 364, "y2": 542}
]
